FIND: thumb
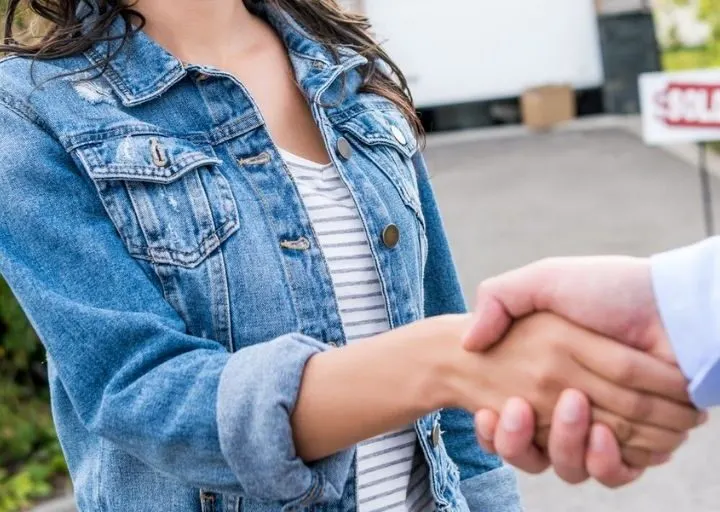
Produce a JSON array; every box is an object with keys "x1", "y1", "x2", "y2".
[{"x1": 462, "y1": 287, "x2": 512, "y2": 351}]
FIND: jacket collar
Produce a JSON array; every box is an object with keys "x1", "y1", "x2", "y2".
[{"x1": 81, "y1": 1, "x2": 367, "y2": 107}]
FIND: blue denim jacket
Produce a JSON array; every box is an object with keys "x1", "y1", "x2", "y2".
[{"x1": 0, "y1": 3, "x2": 521, "y2": 512}]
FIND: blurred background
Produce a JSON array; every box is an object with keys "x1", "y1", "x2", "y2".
[{"x1": 3, "y1": 0, "x2": 720, "y2": 511}]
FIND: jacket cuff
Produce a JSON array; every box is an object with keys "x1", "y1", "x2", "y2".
[
  {"x1": 216, "y1": 333, "x2": 354, "y2": 505},
  {"x1": 460, "y1": 465, "x2": 524, "y2": 512}
]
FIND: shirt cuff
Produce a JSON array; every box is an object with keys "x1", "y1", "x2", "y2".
[
  {"x1": 651, "y1": 238, "x2": 720, "y2": 408},
  {"x1": 216, "y1": 333, "x2": 354, "y2": 506}
]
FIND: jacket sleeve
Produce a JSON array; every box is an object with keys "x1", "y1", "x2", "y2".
[
  {"x1": 0, "y1": 97, "x2": 352, "y2": 506},
  {"x1": 412, "y1": 151, "x2": 523, "y2": 511}
]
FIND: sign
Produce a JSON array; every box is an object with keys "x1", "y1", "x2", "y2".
[{"x1": 640, "y1": 69, "x2": 720, "y2": 145}]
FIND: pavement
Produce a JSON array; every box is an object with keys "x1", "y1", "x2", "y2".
[
  {"x1": 33, "y1": 116, "x2": 720, "y2": 511},
  {"x1": 425, "y1": 119, "x2": 720, "y2": 512}
]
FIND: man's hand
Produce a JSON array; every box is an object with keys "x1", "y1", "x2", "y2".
[
  {"x1": 464, "y1": 256, "x2": 673, "y2": 360},
  {"x1": 463, "y1": 256, "x2": 703, "y2": 487}
]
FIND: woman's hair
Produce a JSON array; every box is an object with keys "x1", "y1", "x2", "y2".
[{"x1": 1, "y1": 0, "x2": 423, "y2": 138}]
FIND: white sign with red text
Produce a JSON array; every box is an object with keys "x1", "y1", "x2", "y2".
[{"x1": 640, "y1": 69, "x2": 720, "y2": 145}]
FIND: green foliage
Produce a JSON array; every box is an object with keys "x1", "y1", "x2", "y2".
[
  {"x1": 0, "y1": 278, "x2": 68, "y2": 511},
  {"x1": 662, "y1": 42, "x2": 720, "y2": 71},
  {"x1": 660, "y1": 0, "x2": 720, "y2": 71}
]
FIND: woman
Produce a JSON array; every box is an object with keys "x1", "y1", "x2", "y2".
[{"x1": 0, "y1": 1, "x2": 701, "y2": 511}]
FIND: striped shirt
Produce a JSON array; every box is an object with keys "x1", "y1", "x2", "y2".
[{"x1": 280, "y1": 148, "x2": 435, "y2": 512}]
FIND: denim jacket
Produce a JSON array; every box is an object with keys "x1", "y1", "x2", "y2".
[{"x1": 0, "y1": 3, "x2": 521, "y2": 511}]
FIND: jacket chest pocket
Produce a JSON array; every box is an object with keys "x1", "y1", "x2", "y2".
[
  {"x1": 73, "y1": 134, "x2": 240, "y2": 268},
  {"x1": 336, "y1": 106, "x2": 425, "y2": 233}
]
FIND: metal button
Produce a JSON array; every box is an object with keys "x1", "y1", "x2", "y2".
[
  {"x1": 336, "y1": 137, "x2": 352, "y2": 160},
  {"x1": 196, "y1": 72, "x2": 210, "y2": 82},
  {"x1": 312, "y1": 60, "x2": 326, "y2": 70},
  {"x1": 149, "y1": 138, "x2": 169, "y2": 167},
  {"x1": 327, "y1": 341, "x2": 339, "y2": 348},
  {"x1": 382, "y1": 224, "x2": 400, "y2": 249},
  {"x1": 431, "y1": 424, "x2": 441, "y2": 448},
  {"x1": 391, "y1": 125, "x2": 407, "y2": 145}
]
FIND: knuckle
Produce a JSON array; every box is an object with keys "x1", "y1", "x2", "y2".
[
  {"x1": 626, "y1": 429, "x2": 682, "y2": 453},
  {"x1": 612, "y1": 358, "x2": 638, "y2": 385},
  {"x1": 534, "y1": 360, "x2": 568, "y2": 394},
  {"x1": 621, "y1": 447, "x2": 653, "y2": 468},
  {"x1": 624, "y1": 393, "x2": 654, "y2": 421},
  {"x1": 607, "y1": 418, "x2": 635, "y2": 444}
]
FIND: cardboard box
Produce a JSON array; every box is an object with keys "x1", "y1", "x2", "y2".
[{"x1": 521, "y1": 85, "x2": 576, "y2": 130}]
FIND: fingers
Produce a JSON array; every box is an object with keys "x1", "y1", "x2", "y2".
[
  {"x1": 479, "y1": 262, "x2": 553, "y2": 318},
  {"x1": 620, "y1": 446, "x2": 672, "y2": 468},
  {"x1": 474, "y1": 409, "x2": 499, "y2": 454},
  {"x1": 492, "y1": 398, "x2": 550, "y2": 474},
  {"x1": 571, "y1": 364, "x2": 698, "y2": 436},
  {"x1": 547, "y1": 389, "x2": 591, "y2": 484},
  {"x1": 462, "y1": 289, "x2": 513, "y2": 352},
  {"x1": 590, "y1": 406, "x2": 688, "y2": 453},
  {"x1": 574, "y1": 334, "x2": 693, "y2": 406},
  {"x1": 587, "y1": 424, "x2": 644, "y2": 488}
]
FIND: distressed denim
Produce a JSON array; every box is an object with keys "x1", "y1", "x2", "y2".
[{"x1": 0, "y1": 2, "x2": 521, "y2": 511}]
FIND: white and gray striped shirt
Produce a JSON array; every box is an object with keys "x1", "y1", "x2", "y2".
[{"x1": 280, "y1": 148, "x2": 435, "y2": 512}]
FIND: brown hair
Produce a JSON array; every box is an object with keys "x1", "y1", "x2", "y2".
[{"x1": 1, "y1": 0, "x2": 423, "y2": 139}]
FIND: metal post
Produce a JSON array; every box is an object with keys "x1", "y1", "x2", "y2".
[{"x1": 699, "y1": 142, "x2": 715, "y2": 237}]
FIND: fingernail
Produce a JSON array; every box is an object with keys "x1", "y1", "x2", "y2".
[
  {"x1": 501, "y1": 399, "x2": 525, "y2": 433},
  {"x1": 558, "y1": 394, "x2": 583, "y2": 424},
  {"x1": 589, "y1": 427, "x2": 607, "y2": 453}
]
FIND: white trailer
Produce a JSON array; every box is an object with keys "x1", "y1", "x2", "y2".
[{"x1": 357, "y1": 0, "x2": 606, "y2": 108}]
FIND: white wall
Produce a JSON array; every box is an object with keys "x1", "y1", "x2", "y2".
[{"x1": 364, "y1": 0, "x2": 605, "y2": 107}]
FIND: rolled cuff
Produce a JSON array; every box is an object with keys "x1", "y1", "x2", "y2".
[
  {"x1": 459, "y1": 465, "x2": 524, "y2": 512},
  {"x1": 216, "y1": 333, "x2": 354, "y2": 505}
]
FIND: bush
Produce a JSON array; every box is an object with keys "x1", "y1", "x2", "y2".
[{"x1": 0, "y1": 278, "x2": 68, "y2": 512}]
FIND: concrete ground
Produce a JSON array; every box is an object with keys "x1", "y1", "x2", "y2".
[
  {"x1": 425, "y1": 122, "x2": 720, "y2": 512},
  {"x1": 34, "y1": 119, "x2": 720, "y2": 511}
]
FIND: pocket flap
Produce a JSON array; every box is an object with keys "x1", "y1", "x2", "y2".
[
  {"x1": 335, "y1": 105, "x2": 419, "y2": 158},
  {"x1": 75, "y1": 134, "x2": 222, "y2": 183}
]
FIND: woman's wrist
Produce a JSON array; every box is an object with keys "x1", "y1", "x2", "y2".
[{"x1": 410, "y1": 314, "x2": 487, "y2": 413}]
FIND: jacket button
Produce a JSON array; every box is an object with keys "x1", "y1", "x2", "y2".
[
  {"x1": 336, "y1": 137, "x2": 352, "y2": 160},
  {"x1": 391, "y1": 125, "x2": 407, "y2": 145},
  {"x1": 382, "y1": 224, "x2": 400, "y2": 249},
  {"x1": 327, "y1": 341, "x2": 339, "y2": 348},
  {"x1": 431, "y1": 424, "x2": 441, "y2": 448}
]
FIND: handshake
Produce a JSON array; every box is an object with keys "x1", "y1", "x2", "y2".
[{"x1": 459, "y1": 255, "x2": 708, "y2": 488}]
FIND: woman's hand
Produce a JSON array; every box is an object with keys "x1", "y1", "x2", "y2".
[{"x1": 437, "y1": 312, "x2": 703, "y2": 461}]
